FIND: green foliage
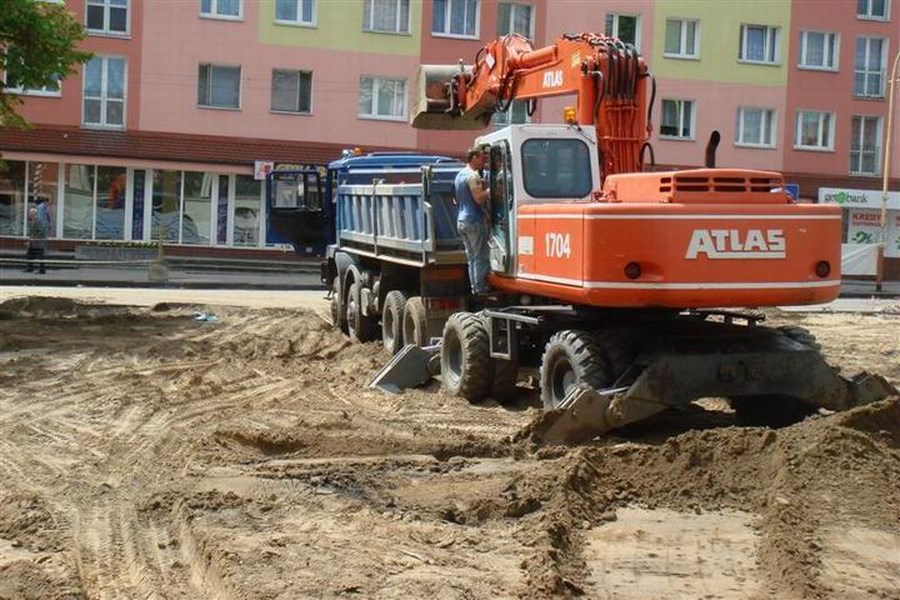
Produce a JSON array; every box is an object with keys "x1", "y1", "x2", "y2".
[{"x1": 1, "y1": 0, "x2": 92, "y2": 128}]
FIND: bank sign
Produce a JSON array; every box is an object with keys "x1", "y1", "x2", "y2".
[{"x1": 820, "y1": 188, "x2": 900, "y2": 258}]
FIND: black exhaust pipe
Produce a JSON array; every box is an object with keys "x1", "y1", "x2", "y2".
[{"x1": 705, "y1": 130, "x2": 720, "y2": 168}]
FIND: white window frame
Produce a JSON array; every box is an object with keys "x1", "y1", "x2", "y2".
[
  {"x1": 271, "y1": 69, "x2": 313, "y2": 115},
  {"x1": 856, "y1": 0, "x2": 890, "y2": 20},
  {"x1": 200, "y1": 0, "x2": 243, "y2": 21},
  {"x1": 197, "y1": 64, "x2": 242, "y2": 110},
  {"x1": 497, "y1": 2, "x2": 533, "y2": 38},
  {"x1": 82, "y1": 55, "x2": 127, "y2": 130},
  {"x1": 663, "y1": 18, "x2": 699, "y2": 59},
  {"x1": 794, "y1": 110, "x2": 835, "y2": 151},
  {"x1": 854, "y1": 37, "x2": 887, "y2": 98},
  {"x1": 364, "y1": 0, "x2": 410, "y2": 35},
  {"x1": 432, "y1": 0, "x2": 480, "y2": 39},
  {"x1": 605, "y1": 13, "x2": 641, "y2": 51},
  {"x1": 659, "y1": 99, "x2": 696, "y2": 141},
  {"x1": 2, "y1": 57, "x2": 61, "y2": 97},
  {"x1": 273, "y1": 0, "x2": 316, "y2": 27},
  {"x1": 850, "y1": 115, "x2": 883, "y2": 176},
  {"x1": 86, "y1": 0, "x2": 130, "y2": 37},
  {"x1": 798, "y1": 30, "x2": 839, "y2": 71},
  {"x1": 735, "y1": 107, "x2": 777, "y2": 148},
  {"x1": 358, "y1": 76, "x2": 407, "y2": 121},
  {"x1": 739, "y1": 24, "x2": 780, "y2": 65}
]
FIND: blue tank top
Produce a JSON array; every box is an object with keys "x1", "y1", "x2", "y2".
[{"x1": 455, "y1": 167, "x2": 484, "y2": 224}]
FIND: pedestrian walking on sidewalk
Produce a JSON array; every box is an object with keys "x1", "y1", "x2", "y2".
[{"x1": 24, "y1": 204, "x2": 49, "y2": 274}]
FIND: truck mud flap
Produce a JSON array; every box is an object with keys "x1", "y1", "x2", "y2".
[{"x1": 369, "y1": 343, "x2": 441, "y2": 394}]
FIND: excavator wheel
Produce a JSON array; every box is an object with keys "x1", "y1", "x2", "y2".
[
  {"x1": 403, "y1": 296, "x2": 429, "y2": 347},
  {"x1": 347, "y1": 281, "x2": 378, "y2": 343},
  {"x1": 592, "y1": 328, "x2": 638, "y2": 384},
  {"x1": 382, "y1": 290, "x2": 408, "y2": 354},
  {"x1": 540, "y1": 330, "x2": 612, "y2": 410},
  {"x1": 731, "y1": 394, "x2": 817, "y2": 429},
  {"x1": 330, "y1": 277, "x2": 348, "y2": 334},
  {"x1": 441, "y1": 312, "x2": 493, "y2": 403}
]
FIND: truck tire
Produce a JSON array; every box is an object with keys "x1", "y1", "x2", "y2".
[
  {"x1": 540, "y1": 330, "x2": 610, "y2": 410},
  {"x1": 382, "y1": 290, "x2": 408, "y2": 355},
  {"x1": 347, "y1": 281, "x2": 378, "y2": 343},
  {"x1": 403, "y1": 296, "x2": 429, "y2": 347},
  {"x1": 441, "y1": 312, "x2": 493, "y2": 403},
  {"x1": 330, "y1": 277, "x2": 348, "y2": 334}
]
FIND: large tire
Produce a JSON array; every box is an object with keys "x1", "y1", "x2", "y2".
[
  {"x1": 592, "y1": 328, "x2": 637, "y2": 385},
  {"x1": 382, "y1": 290, "x2": 408, "y2": 355},
  {"x1": 540, "y1": 330, "x2": 611, "y2": 410},
  {"x1": 347, "y1": 281, "x2": 378, "y2": 343},
  {"x1": 731, "y1": 395, "x2": 816, "y2": 428},
  {"x1": 403, "y1": 296, "x2": 429, "y2": 347},
  {"x1": 441, "y1": 312, "x2": 493, "y2": 402},
  {"x1": 330, "y1": 277, "x2": 347, "y2": 334}
]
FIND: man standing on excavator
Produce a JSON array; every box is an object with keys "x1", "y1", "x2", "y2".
[{"x1": 455, "y1": 146, "x2": 491, "y2": 295}]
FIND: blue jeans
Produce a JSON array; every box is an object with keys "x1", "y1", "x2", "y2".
[{"x1": 458, "y1": 219, "x2": 490, "y2": 294}]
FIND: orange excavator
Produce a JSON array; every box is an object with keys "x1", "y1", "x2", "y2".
[{"x1": 377, "y1": 33, "x2": 896, "y2": 442}]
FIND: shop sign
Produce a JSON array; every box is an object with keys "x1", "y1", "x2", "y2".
[
  {"x1": 254, "y1": 160, "x2": 275, "y2": 180},
  {"x1": 819, "y1": 188, "x2": 900, "y2": 210}
]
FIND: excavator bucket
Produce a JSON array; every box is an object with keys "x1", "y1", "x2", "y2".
[
  {"x1": 410, "y1": 65, "x2": 487, "y2": 130},
  {"x1": 369, "y1": 344, "x2": 440, "y2": 394}
]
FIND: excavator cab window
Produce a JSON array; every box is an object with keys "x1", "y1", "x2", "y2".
[{"x1": 521, "y1": 139, "x2": 593, "y2": 199}]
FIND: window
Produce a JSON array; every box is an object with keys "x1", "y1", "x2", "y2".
[
  {"x1": 358, "y1": 76, "x2": 405, "y2": 120},
  {"x1": 850, "y1": 115, "x2": 882, "y2": 175},
  {"x1": 86, "y1": 0, "x2": 129, "y2": 35},
  {"x1": 2, "y1": 49, "x2": 61, "y2": 96},
  {"x1": 200, "y1": 0, "x2": 241, "y2": 19},
  {"x1": 605, "y1": 13, "x2": 640, "y2": 49},
  {"x1": 364, "y1": 0, "x2": 410, "y2": 34},
  {"x1": 198, "y1": 64, "x2": 241, "y2": 109},
  {"x1": 497, "y1": 2, "x2": 532, "y2": 37},
  {"x1": 433, "y1": 0, "x2": 478, "y2": 38},
  {"x1": 857, "y1": 0, "x2": 889, "y2": 20},
  {"x1": 491, "y1": 99, "x2": 530, "y2": 128},
  {"x1": 275, "y1": 0, "x2": 315, "y2": 25},
  {"x1": 83, "y1": 56, "x2": 126, "y2": 128},
  {"x1": 854, "y1": 37, "x2": 886, "y2": 98},
  {"x1": 798, "y1": 31, "x2": 839, "y2": 70},
  {"x1": 739, "y1": 24, "x2": 779, "y2": 64},
  {"x1": 660, "y1": 99, "x2": 694, "y2": 140},
  {"x1": 795, "y1": 110, "x2": 834, "y2": 150},
  {"x1": 271, "y1": 69, "x2": 312, "y2": 113},
  {"x1": 735, "y1": 107, "x2": 776, "y2": 147},
  {"x1": 521, "y1": 139, "x2": 593, "y2": 198},
  {"x1": 664, "y1": 19, "x2": 698, "y2": 58}
]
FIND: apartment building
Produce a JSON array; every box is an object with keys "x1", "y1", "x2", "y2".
[{"x1": 0, "y1": 0, "x2": 897, "y2": 272}]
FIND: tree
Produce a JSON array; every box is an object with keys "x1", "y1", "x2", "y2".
[{"x1": 1, "y1": 0, "x2": 92, "y2": 128}]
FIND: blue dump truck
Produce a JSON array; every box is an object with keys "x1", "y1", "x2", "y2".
[{"x1": 269, "y1": 151, "x2": 475, "y2": 353}]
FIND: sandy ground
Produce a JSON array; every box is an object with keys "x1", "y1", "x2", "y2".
[{"x1": 0, "y1": 288, "x2": 897, "y2": 599}]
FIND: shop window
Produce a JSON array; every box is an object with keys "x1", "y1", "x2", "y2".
[
  {"x1": 432, "y1": 0, "x2": 477, "y2": 37},
  {"x1": 233, "y1": 175, "x2": 261, "y2": 246},
  {"x1": 217, "y1": 175, "x2": 229, "y2": 245},
  {"x1": 63, "y1": 164, "x2": 95, "y2": 239},
  {"x1": 151, "y1": 170, "x2": 182, "y2": 242},
  {"x1": 96, "y1": 166, "x2": 126, "y2": 239},
  {"x1": 0, "y1": 160, "x2": 27, "y2": 236},
  {"x1": 182, "y1": 172, "x2": 214, "y2": 245}
]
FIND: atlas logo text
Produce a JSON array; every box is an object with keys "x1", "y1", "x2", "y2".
[
  {"x1": 685, "y1": 229, "x2": 786, "y2": 259},
  {"x1": 542, "y1": 70, "x2": 563, "y2": 88}
]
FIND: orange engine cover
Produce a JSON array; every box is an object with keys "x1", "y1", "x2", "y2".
[{"x1": 491, "y1": 201, "x2": 842, "y2": 309}]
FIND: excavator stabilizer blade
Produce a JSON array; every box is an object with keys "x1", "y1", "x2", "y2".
[
  {"x1": 847, "y1": 371, "x2": 898, "y2": 407},
  {"x1": 527, "y1": 386, "x2": 616, "y2": 445},
  {"x1": 410, "y1": 65, "x2": 487, "y2": 130},
  {"x1": 369, "y1": 344, "x2": 439, "y2": 394}
]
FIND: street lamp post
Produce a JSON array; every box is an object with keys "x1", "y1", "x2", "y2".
[{"x1": 876, "y1": 49, "x2": 900, "y2": 292}]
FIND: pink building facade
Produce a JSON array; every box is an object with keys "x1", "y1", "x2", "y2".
[{"x1": 1, "y1": 0, "x2": 897, "y2": 274}]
